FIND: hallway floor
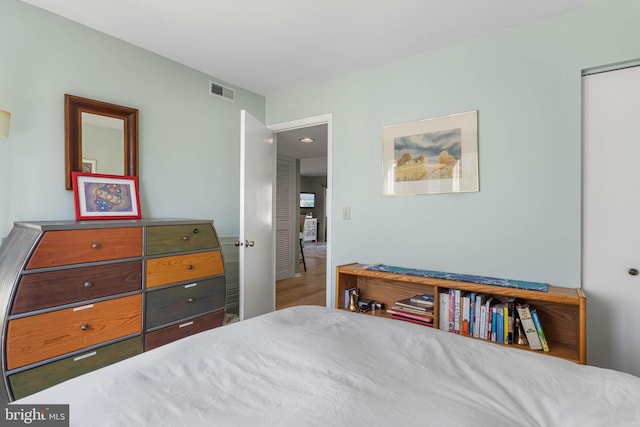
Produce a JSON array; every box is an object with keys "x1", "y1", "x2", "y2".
[{"x1": 276, "y1": 241, "x2": 326, "y2": 309}]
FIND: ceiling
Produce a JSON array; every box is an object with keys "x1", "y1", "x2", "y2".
[
  {"x1": 276, "y1": 124, "x2": 328, "y2": 177},
  {"x1": 20, "y1": 0, "x2": 588, "y2": 176},
  {"x1": 21, "y1": 0, "x2": 587, "y2": 97}
]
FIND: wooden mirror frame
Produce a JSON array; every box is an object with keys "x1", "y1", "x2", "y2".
[{"x1": 65, "y1": 94, "x2": 139, "y2": 190}]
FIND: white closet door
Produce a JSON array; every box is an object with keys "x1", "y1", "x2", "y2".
[
  {"x1": 583, "y1": 65, "x2": 640, "y2": 376},
  {"x1": 275, "y1": 157, "x2": 296, "y2": 280}
]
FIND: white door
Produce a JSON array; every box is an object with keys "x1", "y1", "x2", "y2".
[
  {"x1": 583, "y1": 65, "x2": 640, "y2": 376},
  {"x1": 239, "y1": 110, "x2": 276, "y2": 320}
]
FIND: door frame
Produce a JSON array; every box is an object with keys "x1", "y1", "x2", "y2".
[{"x1": 269, "y1": 113, "x2": 333, "y2": 307}]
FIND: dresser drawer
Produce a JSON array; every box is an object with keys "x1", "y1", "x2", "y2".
[
  {"x1": 146, "y1": 223, "x2": 219, "y2": 255},
  {"x1": 145, "y1": 277, "x2": 226, "y2": 329},
  {"x1": 6, "y1": 294, "x2": 142, "y2": 370},
  {"x1": 8, "y1": 336, "x2": 142, "y2": 400},
  {"x1": 26, "y1": 228, "x2": 142, "y2": 269},
  {"x1": 12, "y1": 261, "x2": 142, "y2": 315},
  {"x1": 145, "y1": 310, "x2": 224, "y2": 351},
  {"x1": 145, "y1": 250, "x2": 224, "y2": 288}
]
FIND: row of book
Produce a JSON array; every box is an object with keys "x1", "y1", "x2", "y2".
[
  {"x1": 439, "y1": 289, "x2": 549, "y2": 351},
  {"x1": 386, "y1": 294, "x2": 435, "y2": 327}
]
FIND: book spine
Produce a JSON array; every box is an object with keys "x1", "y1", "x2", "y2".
[
  {"x1": 448, "y1": 289, "x2": 455, "y2": 332},
  {"x1": 530, "y1": 309, "x2": 550, "y2": 352},
  {"x1": 479, "y1": 305, "x2": 487, "y2": 339},
  {"x1": 503, "y1": 305, "x2": 509, "y2": 344},
  {"x1": 496, "y1": 308, "x2": 504, "y2": 344},
  {"x1": 469, "y1": 292, "x2": 476, "y2": 338},
  {"x1": 473, "y1": 295, "x2": 482, "y2": 338},
  {"x1": 386, "y1": 309, "x2": 433, "y2": 323},
  {"x1": 439, "y1": 293, "x2": 449, "y2": 331},
  {"x1": 461, "y1": 295, "x2": 470, "y2": 336},
  {"x1": 454, "y1": 289, "x2": 461, "y2": 334},
  {"x1": 516, "y1": 305, "x2": 543, "y2": 350},
  {"x1": 507, "y1": 301, "x2": 514, "y2": 345},
  {"x1": 491, "y1": 308, "x2": 497, "y2": 342}
]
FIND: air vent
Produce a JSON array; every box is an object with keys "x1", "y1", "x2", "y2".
[{"x1": 209, "y1": 80, "x2": 235, "y2": 102}]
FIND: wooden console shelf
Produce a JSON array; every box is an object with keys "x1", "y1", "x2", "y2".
[{"x1": 336, "y1": 263, "x2": 586, "y2": 364}]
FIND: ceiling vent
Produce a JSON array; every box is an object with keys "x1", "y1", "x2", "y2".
[{"x1": 209, "y1": 80, "x2": 235, "y2": 102}]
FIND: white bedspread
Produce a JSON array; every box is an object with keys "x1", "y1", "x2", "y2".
[{"x1": 15, "y1": 306, "x2": 640, "y2": 426}]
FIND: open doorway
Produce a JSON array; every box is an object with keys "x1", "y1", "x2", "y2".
[{"x1": 270, "y1": 116, "x2": 331, "y2": 309}]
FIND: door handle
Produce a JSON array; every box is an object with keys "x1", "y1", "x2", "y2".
[
  {"x1": 629, "y1": 268, "x2": 639, "y2": 276},
  {"x1": 245, "y1": 240, "x2": 255, "y2": 247}
]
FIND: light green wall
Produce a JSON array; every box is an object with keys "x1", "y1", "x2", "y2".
[
  {"x1": 0, "y1": 0, "x2": 265, "y2": 239},
  {"x1": 267, "y1": 0, "x2": 640, "y2": 293}
]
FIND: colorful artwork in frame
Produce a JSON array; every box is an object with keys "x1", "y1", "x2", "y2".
[
  {"x1": 72, "y1": 172, "x2": 141, "y2": 220},
  {"x1": 383, "y1": 111, "x2": 479, "y2": 195}
]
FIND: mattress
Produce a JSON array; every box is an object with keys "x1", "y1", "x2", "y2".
[{"x1": 13, "y1": 306, "x2": 640, "y2": 426}]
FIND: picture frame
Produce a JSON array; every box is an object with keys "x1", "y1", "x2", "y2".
[
  {"x1": 81, "y1": 158, "x2": 97, "y2": 173},
  {"x1": 383, "y1": 110, "x2": 479, "y2": 195},
  {"x1": 72, "y1": 172, "x2": 141, "y2": 220}
]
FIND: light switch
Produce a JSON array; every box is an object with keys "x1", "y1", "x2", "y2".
[{"x1": 343, "y1": 206, "x2": 351, "y2": 220}]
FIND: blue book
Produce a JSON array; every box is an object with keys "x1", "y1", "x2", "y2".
[
  {"x1": 530, "y1": 309, "x2": 550, "y2": 352},
  {"x1": 491, "y1": 308, "x2": 498, "y2": 342},
  {"x1": 496, "y1": 305, "x2": 504, "y2": 344}
]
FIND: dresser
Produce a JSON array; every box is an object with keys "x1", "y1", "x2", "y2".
[{"x1": 0, "y1": 219, "x2": 226, "y2": 402}]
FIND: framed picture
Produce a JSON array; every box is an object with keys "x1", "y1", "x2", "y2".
[
  {"x1": 383, "y1": 110, "x2": 479, "y2": 195},
  {"x1": 72, "y1": 172, "x2": 141, "y2": 220},
  {"x1": 81, "y1": 158, "x2": 97, "y2": 173}
]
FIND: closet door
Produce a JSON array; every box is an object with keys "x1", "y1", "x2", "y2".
[
  {"x1": 275, "y1": 157, "x2": 296, "y2": 280},
  {"x1": 583, "y1": 65, "x2": 640, "y2": 377}
]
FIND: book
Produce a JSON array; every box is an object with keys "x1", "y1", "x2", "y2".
[
  {"x1": 530, "y1": 309, "x2": 550, "y2": 352},
  {"x1": 490, "y1": 306, "x2": 498, "y2": 342},
  {"x1": 386, "y1": 308, "x2": 434, "y2": 323},
  {"x1": 494, "y1": 304, "x2": 504, "y2": 344},
  {"x1": 439, "y1": 292, "x2": 449, "y2": 331},
  {"x1": 453, "y1": 289, "x2": 461, "y2": 334},
  {"x1": 483, "y1": 296, "x2": 495, "y2": 340},
  {"x1": 473, "y1": 294, "x2": 484, "y2": 338},
  {"x1": 448, "y1": 289, "x2": 455, "y2": 332},
  {"x1": 516, "y1": 304, "x2": 543, "y2": 350},
  {"x1": 395, "y1": 297, "x2": 431, "y2": 312},
  {"x1": 468, "y1": 292, "x2": 476, "y2": 338},
  {"x1": 410, "y1": 294, "x2": 435, "y2": 306},
  {"x1": 390, "y1": 305, "x2": 434, "y2": 316},
  {"x1": 461, "y1": 294, "x2": 470, "y2": 336},
  {"x1": 506, "y1": 298, "x2": 516, "y2": 344},
  {"x1": 479, "y1": 304, "x2": 487, "y2": 340}
]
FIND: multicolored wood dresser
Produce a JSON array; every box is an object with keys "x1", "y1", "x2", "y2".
[{"x1": 0, "y1": 219, "x2": 226, "y2": 402}]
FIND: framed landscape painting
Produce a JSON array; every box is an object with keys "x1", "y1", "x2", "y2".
[
  {"x1": 72, "y1": 172, "x2": 141, "y2": 220},
  {"x1": 383, "y1": 111, "x2": 479, "y2": 195}
]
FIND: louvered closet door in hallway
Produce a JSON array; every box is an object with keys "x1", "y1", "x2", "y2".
[
  {"x1": 583, "y1": 65, "x2": 640, "y2": 377},
  {"x1": 276, "y1": 157, "x2": 296, "y2": 280}
]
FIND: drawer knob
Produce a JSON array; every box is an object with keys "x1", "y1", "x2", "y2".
[
  {"x1": 182, "y1": 236, "x2": 189, "y2": 241},
  {"x1": 83, "y1": 281, "x2": 93, "y2": 288},
  {"x1": 193, "y1": 228, "x2": 199, "y2": 234},
  {"x1": 81, "y1": 324, "x2": 89, "y2": 331},
  {"x1": 91, "y1": 242, "x2": 100, "y2": 249},
  {"x1": 186, "y1": 264, "x2": 193, "y2": 270},
  {"x1": 188, "y1": 297, "x2": 195, "y2": 303}
]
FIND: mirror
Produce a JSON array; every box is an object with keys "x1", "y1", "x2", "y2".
[{"x1": 65, "y1": 94, "x2": 139, "y2": 190}]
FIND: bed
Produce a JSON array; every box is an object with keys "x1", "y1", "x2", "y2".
[{"x1": 13, "y1": 306, "x2": 640, "y2": 426}]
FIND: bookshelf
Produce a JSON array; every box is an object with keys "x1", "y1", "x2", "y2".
[{"x1": 336, "y1": 263, "x2": 586, "y2": 364}]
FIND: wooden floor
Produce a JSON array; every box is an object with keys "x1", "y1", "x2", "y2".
[{"x1": 276, "y1": 241, "x2": 326, "y2": 310}]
